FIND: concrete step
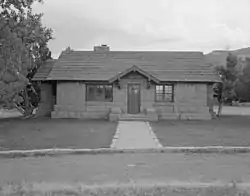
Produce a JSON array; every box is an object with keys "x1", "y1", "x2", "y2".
[
  {"x1": 159, "y1": 113, "x2": 179, "y2": 120},
  {"x1": 119, "y1": 114, "x2": 158, "y2": 121},
  {"x1": 180, "y1": 113, "x2": 212, "y2": 120},
  {"x1": 51, "y1": 110, "x2": 108, "y2": 119}
]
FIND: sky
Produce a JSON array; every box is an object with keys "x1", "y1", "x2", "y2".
[{"x1": 32, "y1": 0, "x2": 250, "y2": 58}]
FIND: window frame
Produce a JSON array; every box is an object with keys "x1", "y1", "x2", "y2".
[
  {"x1": 155, "y1": 84, "x2": 174, "y2": 102},
  {"x1": 86, "y1": 84, "x2": 113, "y2": 102}
]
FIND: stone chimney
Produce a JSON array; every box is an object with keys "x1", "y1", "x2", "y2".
[{"x1": 94, "y1": 44, "x2": 110, "y2": 52}]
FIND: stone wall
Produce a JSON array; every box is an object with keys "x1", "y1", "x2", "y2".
[
  {"x1": 51, "y1": 76, "x2": 213, "y2": 120},
  {"x1": 153, "y1": 83, "x2": 213, "y2": 120},
  {"x1": 153, "y1": 102, "x2": 177, "y2": 120},
  {"x1": 51, "y1": 73, "x2": 156, "y2": 119},
  {"x1": 56, "y1": 81, "x2": 86, "y2": 111},
  {"x1": 52, "y1": 81, "x2": 113, "y2": 119},
  {"x1": 174, "y1": 83, "x2": 211, "y2": 120},
  {"x1": 36, "y1": 83, "x2": 53, "y2": 117}
]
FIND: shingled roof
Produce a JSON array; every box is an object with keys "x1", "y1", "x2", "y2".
[
  {"x1": 32, "y1": 59, "x2": 56, "y2": 81},
  {"x1": 36, "y1": 49, "x2": 221, "y2": 83}
]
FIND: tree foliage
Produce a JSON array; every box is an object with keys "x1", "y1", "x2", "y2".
[
  {"x1": 214, "y1": 53, "x2": 250, "y2": 106},
  {"x1": 235, "y1": 58, "x2": 250, "y2": 101},
  {"x1": 226, "y1": 52, "x2": 238, "y2": 69},
  {"x1": 214, "y1": 52, "x2": 238, "y2": 105},
  {"x1": 0, "y1": 0, "x2": 52, "y2": 115}
]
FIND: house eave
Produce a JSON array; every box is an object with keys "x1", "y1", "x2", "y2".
[{"x1": 108, "y1": 65, "x2": 160, "y2": 84}]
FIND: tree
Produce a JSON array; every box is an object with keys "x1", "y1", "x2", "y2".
[
  {"x1": 214, "y1": 53, "x2": 238, "y2": 116},
  {"x1": 221, "y1": 52, "x2": 238, "y2": 104},
  {"x1": 0, "y1": 0, "x2": 53, "y2": 116},
  {"x1": 235, "y1": 58, "x2": 250, "y2": 102},
  {"x1": 213, "y1": 66, "x2": 224, "y2": 116},
  {"x1": 226, "y1": 52, "x2": 238, "y2": 70}
]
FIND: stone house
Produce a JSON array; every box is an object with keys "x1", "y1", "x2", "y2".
[{"x1": 33, "y1": 45, "x2": 221, "y2": 121}]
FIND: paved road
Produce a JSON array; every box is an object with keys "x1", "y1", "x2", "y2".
[
  {"x1": 1, "y1": 153, "x2": 250, "y2": 186},
  {"x1": 111, "y1": 121, "x2": 162, "y2": 149}
]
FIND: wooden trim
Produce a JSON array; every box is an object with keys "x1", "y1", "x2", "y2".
[
  {"x1": 85, "y1": 81, "x2": 111, "y2": 85},
  {"x1": 127, "y1": 83, "x2": 141, "y2": 114},
  {"x1": 85, "y1": 84, "x2": 113, "y2": 102},
  {"x1": 38, "y1": 79, "x2": 220, "y2": 83},
  {"x1": 155, "y1": 84, "x2": 174, "y2": 103},
  {"x1": 109, "y1": 65, "x2": 160, "y2": 84}
]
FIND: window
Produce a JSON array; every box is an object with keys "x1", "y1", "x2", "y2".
[
  {"x1": 155, "y1": 84, "x2": 174, "y2": 102},
  {"x1": 86, "y1": 84, "x2": 113, "y2": 102}
]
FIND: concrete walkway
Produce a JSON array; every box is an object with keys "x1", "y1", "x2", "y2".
[{"x1": 111, "y1": 121, "x2": 162, "y2": 149}]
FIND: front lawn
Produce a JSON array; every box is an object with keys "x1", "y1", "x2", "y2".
[
  {"x1": 0, "y1": 118, "x2": 117, "y2": 150},
  {"x1": 1, "y1": 153, "x2": 250, "y2": 191},
  {"x1": 151, "y1": 116, "x2": 250, "y2": 147}
]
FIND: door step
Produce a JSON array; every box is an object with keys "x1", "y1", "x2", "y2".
[{"x1": 119, "y1": 114, "x2": 158, "y2": 121}]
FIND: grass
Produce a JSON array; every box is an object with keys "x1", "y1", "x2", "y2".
[
  {"x1": 0, "y1": 118, "x2": 117, "y2": 151},
  {"x1": 1, "y1": 182, "x2": 249, "y2": 196},
  {"x1": 151, "y1": 116, "x2": 250, "y2": 147},
  {"x1": 1, "y1": 153, "x2": 250, "y2": 195},
  {"x1": 1, "y1": 114, "x2": 250, "y2": 151},
  {"x1": 1, "y1": 153, "x2": 250, "y2": 185}
]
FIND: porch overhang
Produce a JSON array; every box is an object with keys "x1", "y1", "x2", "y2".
[{"x1": 108, "y1": 65, "x2": 160, "y2": 84}]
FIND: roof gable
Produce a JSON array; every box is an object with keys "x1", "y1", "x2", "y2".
[{"x1": 109, "y1": 65, "x2": 160, "y2": 83}]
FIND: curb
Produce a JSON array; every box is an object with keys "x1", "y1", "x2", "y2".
[{"x1": 1, "y1": 146, "x2": 250, "y2": 158}]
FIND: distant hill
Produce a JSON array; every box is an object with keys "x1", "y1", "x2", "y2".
[{"x1": 205, "y1": 47, "x2": 250, "y2": 67}]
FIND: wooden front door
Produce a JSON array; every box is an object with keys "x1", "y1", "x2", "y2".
[{"x1": 127, "y1": 83, "x2": 141, "y2": 114}]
